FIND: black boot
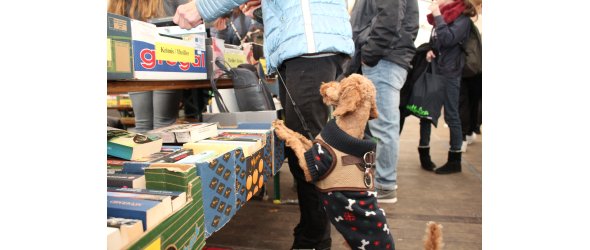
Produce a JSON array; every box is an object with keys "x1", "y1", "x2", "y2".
[
  {"x1": 418, "y1": 147, "x2": 436, "y2": 171},
  {"x1": 435, "y1": 151, "x2": 462, "y2": 174}
]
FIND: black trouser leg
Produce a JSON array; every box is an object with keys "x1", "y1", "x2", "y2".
[{"x1": 278, "y1": 54, "x2": 345, "y2": 249}]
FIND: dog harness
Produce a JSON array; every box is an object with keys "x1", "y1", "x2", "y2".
[{"x1": 303, "y1": 119, "x2": 377, "y2": 192}]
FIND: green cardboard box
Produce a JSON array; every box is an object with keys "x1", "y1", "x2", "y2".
[{"x1": 124, "y1": 163, "x2": 206, "y2": 250}]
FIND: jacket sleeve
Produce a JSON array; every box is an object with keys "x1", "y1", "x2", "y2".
[
  {"x1": 361, "y1": 0, "x2": 404, "y2": 67},
  {"x1": 433, "y1": 15, "x2": 470, "y2": 47},
  {"x1": 197, "y1": 0, "x2": 248, "y2": 22},
  {"x1": 404, "y1": 0, "x2": 419, "y2": 42}
]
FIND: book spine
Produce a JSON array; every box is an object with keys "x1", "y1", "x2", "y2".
[{"x1": 107, "y1": 187, "x2": 183, "y2": 198}]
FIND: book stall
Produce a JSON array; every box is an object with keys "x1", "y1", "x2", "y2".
[{"x1": 107, "y1": 13, "x2": 286, "y2": 250}]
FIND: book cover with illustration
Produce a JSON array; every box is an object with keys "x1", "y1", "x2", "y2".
[
  {"x1": 107, "y1": 127, "x2": 163, "y2": 160},
  {"x1": 107, "y1": 196, "x2": 173, "y2": 231},
  {"x1": 147, "y1": 123, "x2": 218, "y2": 143}
]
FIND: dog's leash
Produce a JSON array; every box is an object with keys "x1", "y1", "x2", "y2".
[{"x1": 272, "y1": 67, "x2": 315, "y2": 141}]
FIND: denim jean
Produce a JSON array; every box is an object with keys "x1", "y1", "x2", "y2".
[
  {"x1": 129, "y1": 90, "x2": 181, "y2": 133},
  {"x1": 362, "y1": 60, "x2": 407, "y2": 191},
  {"x1": 419, "y1": 76, "x2": 462, "y2": 151}
]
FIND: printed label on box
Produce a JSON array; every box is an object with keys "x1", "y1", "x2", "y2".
[
  {"x1": 133, "y1": 40, "x2": 206, "y2": 74},
  {"x1": 155, "y1": 42, "x2": 195, "y2": 63}
]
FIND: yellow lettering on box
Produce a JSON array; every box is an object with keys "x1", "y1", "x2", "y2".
[
  {"x1": 144, "y1": 237, "x2": 161, "y2": 250},
  {"x1": 107, "y1": 39, "x2": 112, "y2": 62},
  {"x1": 224, "y1": 52, "x2": 247, "y2": 69},
  {"x1": 155, "y1": 42, "x2": 194, "y2": 63}
]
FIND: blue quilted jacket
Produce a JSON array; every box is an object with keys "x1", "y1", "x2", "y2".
[{"x1": 197, "y1": 0, "x2": 354, "y2": 73}]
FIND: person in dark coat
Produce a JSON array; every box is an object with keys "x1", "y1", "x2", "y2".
[{"x1": 418, "y1": 0, "x2": 477, "y2": 174}]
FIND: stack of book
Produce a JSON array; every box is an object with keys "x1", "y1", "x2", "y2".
[
  {"x1": 183, "y1": 130, "x2": 265, "y2": 158},
  {"x1": 147, "y1": 123, "x2": 218, "y2": 144}
]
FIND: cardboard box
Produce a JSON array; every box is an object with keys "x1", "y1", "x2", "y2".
[
  {"x1": 126, "y1": 164, "x2": 206, "y2": 250},
  {"x1": 202, "y1": 110, "x2": 280, "y2": 127},
  {"x1": 167, "y1": 148, "x2": 239, "y2": 238},
  {"x1": 107, "y1": 13, "x2": 134, "y2": 80},
  {"x1": 233, "y1": 148, "x2": 266, "y2": 210},
  {"x1": 131, "y1": 20, "x2": 207, "y2": 80},
  {"x1": 217, "y1": 124, "x2": 286, "y2": 178}
]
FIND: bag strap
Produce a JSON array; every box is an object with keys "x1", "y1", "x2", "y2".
[
  {"x1": 257, "y1": 63, "x2": 276, "y2": 110},
  {"x1": 272, "y1": 66, "x2": 314, "y2": 140},
  {"x1": 209, "y1": 58, "x2": 231, "y2": 113}
]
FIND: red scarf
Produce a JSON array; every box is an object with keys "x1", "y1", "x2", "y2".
[{"x1": 427, "y1": 0, "x2": 466, "y2": 25}]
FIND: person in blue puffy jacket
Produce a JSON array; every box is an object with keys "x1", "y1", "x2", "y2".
[{"x1": 174, "y1": 1, "x2": 354, "y2": 249}]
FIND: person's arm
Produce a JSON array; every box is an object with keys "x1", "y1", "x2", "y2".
[
  {"x1": 432, "y1": 15, "x2": 470, "y2": 47},
  {"x1": 174, "y1": 0, "x2": 249, "y2": 29},
  {"x1": 361, "y1": 0, "x2": 404, "y2": 67}
]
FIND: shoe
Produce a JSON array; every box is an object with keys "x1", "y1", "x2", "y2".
[
  {"x1": 418, "y1": 147, "x2": 436, "y2": 171},
  {"x1": 435, "y1": 151, "x2": 462, "y2": 174},
  {"x1": 461, "y1": 140, "x2": 468, "y2": 153},
  {"x1": 377, "y1": 189, "x2": 398, "y2": 204},
  {"x1": 466, "y1": 133, "x2": 476, "y2": 144}
]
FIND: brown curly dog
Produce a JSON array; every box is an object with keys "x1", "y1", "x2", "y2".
[
  {"x1": 272, "y1": 73, "x2": 444, "y2": 250},
  {"x1": 272, "y1": 73, "x2": 378, "y2": 181}
]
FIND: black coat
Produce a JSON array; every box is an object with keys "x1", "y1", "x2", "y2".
[{"x1": 343, "y1": 0, "x2": 419, "y2": 76}]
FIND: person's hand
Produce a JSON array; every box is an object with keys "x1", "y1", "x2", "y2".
[
  {"x1": 428, "y1": 0, "x2": 441, "y2": 16},
  {"x1": 426, "y1": 50, "x2": 436, "y2": 62},
  {"x1": 240, "y1": 0, "x2": 261, "y2": 18},
  {"x1": 213, "y1": 17, "x2": 228, "y2": 31},
  {"x1": 173, "y1": 1, "x2": 203, "y2": 29}
]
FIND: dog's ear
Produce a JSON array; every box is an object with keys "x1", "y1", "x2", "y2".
[
  {"x1": 332, "y1": 83, "x2": 361, "y2": 117},
  {"x1": 369, "y1": 94, "x2": 378, "y2": 119},
  {"x1": 320, "y1": 81, "x2": 340, "y2": 106},
  {"x1": 349, "y1": 74, "x2": 379, "y2": 119}
]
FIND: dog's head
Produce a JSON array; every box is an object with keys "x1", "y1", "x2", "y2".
[{"x1": 320, "y1": 74, "x2": 378, "y2": 119}]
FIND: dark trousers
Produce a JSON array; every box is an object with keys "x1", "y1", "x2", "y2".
[
  {"x1": 459, "y1": 73, "x2": 482, "y2": 137},
  {"x1": 278, "y1": 54, "x2": 345, "y2": 250}
]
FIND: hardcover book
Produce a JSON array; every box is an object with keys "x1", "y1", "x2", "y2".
[
  {"x1": 107, "y1": 217, "x2": 143, "y2": 247},
  {"x1": 107, "y1": 187, "x2": 187, "y2": 212},
  {"x1": 147, "y1": 123, "x2": 218, "y2": 143},
  {"x1": 107, "y1": 127, "x2": 163, "y2": 160},
  {"x1": 107, "y1": 173, "x2": 146, "y2": 189},
  {"x1": 107, "y1": 196, "x2": 173, "y2": 231}
]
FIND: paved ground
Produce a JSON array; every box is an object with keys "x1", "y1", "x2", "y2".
[{"x1": 206, "y1": 116, "x2": 482, "y2": 249}]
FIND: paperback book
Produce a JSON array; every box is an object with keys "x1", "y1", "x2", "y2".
[
  {"x1": 108, "y1": 127, "x2": 163, "y2": 160},
  {"x1": 107, "y1": 173, "x2": 146, "y2": 189},
  {"x1": 107, "y1": 217, "x2": 144, "y2": 247},
  {"x1": 107, "y1": 196, "x2": 173, "y2": 231},
  {"x1": 107, "y1": 187, "x2": 187, "y2": 212},
  {"x1": 147, "y1": 123, "x2": 218, "y2": 143}
]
